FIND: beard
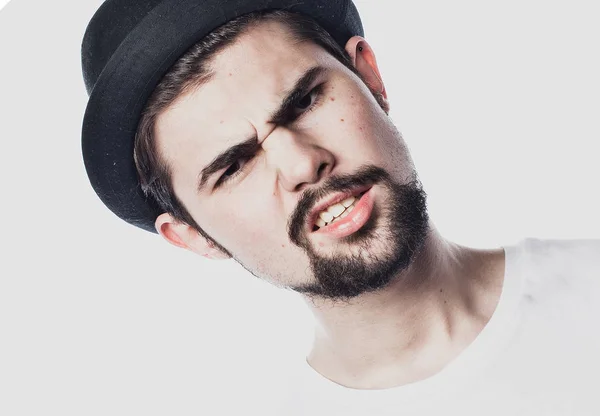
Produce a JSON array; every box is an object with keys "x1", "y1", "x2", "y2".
[{"x1": 286, "y1": 165, "x2": 430, "y2": 302}]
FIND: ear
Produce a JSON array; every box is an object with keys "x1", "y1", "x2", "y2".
[
  {"x1": 345, "y1": 36, "x2": 388, "y2": 100},
  {"x1": 155, "y1": 213, "x2": 230, "y2": 260}
]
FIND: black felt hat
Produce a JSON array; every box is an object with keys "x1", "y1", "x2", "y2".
[{"x1": 81, "y1": 0, "x2": 364, "y2": 233}]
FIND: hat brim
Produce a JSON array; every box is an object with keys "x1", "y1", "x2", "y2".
[{"x1": 82, "y1": 0, "x2": 363, "y2": 233}]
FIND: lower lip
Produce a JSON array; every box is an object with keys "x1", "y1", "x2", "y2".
[{"x1": 313, "y1": 187, "x2": 374, "y2": 239}]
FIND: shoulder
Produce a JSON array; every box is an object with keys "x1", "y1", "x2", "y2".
[
  {"x1": 519, "y1": 237, "x2": 600, "y2": 270},
  {"x1": 512, "y1": 237, "x2": 600, "y2": 300}
]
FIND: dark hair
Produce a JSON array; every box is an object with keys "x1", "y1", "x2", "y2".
[{"x1": 133, "y1": 9, "x2": 386, "y2": 248}]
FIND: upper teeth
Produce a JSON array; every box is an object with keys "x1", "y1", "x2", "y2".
[{"x1": 315, "y1": 196, "x2": 358, "y2": 228}]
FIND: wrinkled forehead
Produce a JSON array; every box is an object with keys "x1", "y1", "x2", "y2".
[{"x1": 156, "y1": 21, "x2": 333, "y2": 175}]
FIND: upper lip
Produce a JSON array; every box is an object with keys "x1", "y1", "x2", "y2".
[{"x1": 306, "y1": 185, "x2": 372, "y2": 232}]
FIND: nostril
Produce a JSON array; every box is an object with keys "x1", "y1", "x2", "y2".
[
  {"x1": 317, "y1": 162, "x2": 327, "y2": 177},
  {"x1": 294, "y1": 181, "x2": 307, "y2": 193},
  {"x1": 294, "y1": 163, "x2": 329, "y2": 192}
]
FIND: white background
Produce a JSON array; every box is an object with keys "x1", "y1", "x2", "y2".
[{"x1": 1, "y1": 0, "x2": 598, "y2": 414}]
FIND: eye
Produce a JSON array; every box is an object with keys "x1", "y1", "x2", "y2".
[
  {"x1": 215, "y1": 158, "x2": 247, "y2": 188},
  {"x1": 296, "y1": 92, "x2": 314, "y2": 110},
  {"x1": 222, "y1": 160, "x2": 242, "y2": 179},
  {"x1": 293, "y1": 86, "x2": 323, "y2": 116}
]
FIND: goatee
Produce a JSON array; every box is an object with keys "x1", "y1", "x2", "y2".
[{"x1": 287, "y1": 165, "x2": 429, "y2": 302}]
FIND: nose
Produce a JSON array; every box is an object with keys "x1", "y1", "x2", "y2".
[{"x1": 264, "y1": 127, "x2": 334, "y2": 193}]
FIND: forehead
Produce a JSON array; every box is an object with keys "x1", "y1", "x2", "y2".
[{"x1": 155, "y1": 21, "x2": 334, "y2": 176}]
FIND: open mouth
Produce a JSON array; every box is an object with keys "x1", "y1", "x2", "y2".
[{"x1": 311, "y1": 191, "x2": 367, "y2": 232}]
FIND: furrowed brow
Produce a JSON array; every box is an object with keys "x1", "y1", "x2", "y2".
[
  {"x1": 196, "y1": 66, "x2": 325, "y2": 193},
  {"x1": 197, "y1": 136, "x2": 259, "y2": 192},
  {"x1": 267, "y1": 66, "x2": 326, "y2": 125}
]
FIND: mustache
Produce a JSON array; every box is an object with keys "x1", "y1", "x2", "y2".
[{"x1": 287, "y1": 165, "x2": 391, "y2": 245}]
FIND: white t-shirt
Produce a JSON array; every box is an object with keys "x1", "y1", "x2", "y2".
[{"x1": 275, "y1": 238, "x2": 600, "y2": 415}]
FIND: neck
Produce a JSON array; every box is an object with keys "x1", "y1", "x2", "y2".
[{"x1": 303, "y1": 226, "x2": 505, "y2": 389}]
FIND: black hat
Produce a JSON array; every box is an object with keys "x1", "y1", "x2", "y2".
[{"x1": 81, "y1": 0, "x2": 364, "y2": 233}]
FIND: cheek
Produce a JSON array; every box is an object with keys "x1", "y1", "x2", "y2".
[
  {"x1": 212, "y1": 200, "x2": 306, "y2": 281},
  {"x1": 209, "y1": 196, "x2": 284, "y2": 252},
  {"x1": 330, "y1": 86, "x2": 408, "y2": 168},
  {"x1": 323, "y1": 93, "x2": 386, "y2": 160}
]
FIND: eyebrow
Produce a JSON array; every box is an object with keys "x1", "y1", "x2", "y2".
[{"x1": 196, "y1": 66, "x2": 326, "y2": 192}]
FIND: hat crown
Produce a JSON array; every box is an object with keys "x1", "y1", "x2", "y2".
[{"x1": 81, "y1": 0, "x2": 164, "y2": 95}]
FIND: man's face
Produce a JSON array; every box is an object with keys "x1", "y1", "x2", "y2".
[{"x1": 156, "y1": 21, "x2": 429, "y2": 301}]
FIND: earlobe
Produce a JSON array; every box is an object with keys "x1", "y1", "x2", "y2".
[
  {"x1": 155, "y1": 213, "x2": 231, "y2": 260},
  {"x1": 345, "y1": 36, "x2": 388, "y2": 99},
  {"x1": 156, "y1": 213, "x2": 188, "y2": 249}
]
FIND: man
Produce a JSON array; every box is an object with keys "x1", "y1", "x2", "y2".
[{"x1": 81, "y1": 0, "x2": 600, "y2": 414}]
